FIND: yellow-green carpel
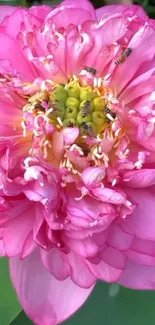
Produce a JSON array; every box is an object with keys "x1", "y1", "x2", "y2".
[{"x1": 48, "y1": 78, "x2": 111, "y2": 135}]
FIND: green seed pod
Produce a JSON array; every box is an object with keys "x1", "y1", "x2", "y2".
[
  {"x1": 65, "y1": 83, "x2": 80, "y2": 99},
  {"x1": 93, "y1": 97, "x2": 106, "y2": 111},
  {"x1": 66, "y1": 97, "x2": 79, "y2": 109},
  {"x1": 48, "y1": 100, "x2": 65, "y2": 120},
  {"x1": 92, "y1": 111, "x2": 106, "y2": 125},
  {"x1": 77, "y1": 111, "x2": 91, "y2": 125},
  {"x1": 65, "y1": 106, "x2": 78, "y2": 120},
  {"x1": 52, "y1": 85, "x2": 68, "y2": 103},
  {"x1": 63, "y1": 118, "x2": 76, "y2": 127},
  {"x1": 80, "y1": 86, "x2": 96, "y2": 101}
]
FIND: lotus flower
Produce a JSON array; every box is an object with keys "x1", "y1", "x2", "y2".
[{"x1": 0, "y1": 1, "x2": 155, "y2": 324}]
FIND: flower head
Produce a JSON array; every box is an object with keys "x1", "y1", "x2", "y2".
[{"x1": 0, "y1": 1, "x2": 155, "y2": 324}]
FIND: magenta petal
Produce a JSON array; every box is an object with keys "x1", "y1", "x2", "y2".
[
  {"x1": 125, "y1": 249, "x2": 155, "y2": 266},
  {"x1": 63, "y1": 235, "x2": 99, "y2": 258},
  {"x1": 64, "y1": 251, "x2": 96, "y2": 288},
  {"x1": 107, "y1": 223, "x2": 134, "y2": 251},
  {"x1": 10, "y1": 249, "x2": 95, "y2": 325},
  {"x1": 87, "y1": 258, "x2": 123, "y2": 282},
  {"x1": 132, "y1": 237, "x2": 155, "y2": 256},
  {"x1": 41, "y1": 248, "x2": 70, "y2": 280},
  {"x1": 29, "y1": 5, "x2": 52, "y2": 20},
  {"x1": 21, "y1": 231, "x2": 37, "y2": 259},
  {"x1": 0, "y1": 6, "x2": 16, "y2": 23},
  {"x1": 120, "y1": 187, "x2": 155, "y2": 241},
  {"x1": 0, "y1": 239, "x2": 5, "y2": 256},
  {"x1": 122, "y1": 169, "x2": 155, "y2": 188},
  {"x1": 118, "y1": 260, "x2": 155, "y2": 289},
  {"x1": 82, "y1": 166, "x2": 105, "y2": 187},
  {"x1": 4, "y1": 207, "x2": 34, "y2": 257}
]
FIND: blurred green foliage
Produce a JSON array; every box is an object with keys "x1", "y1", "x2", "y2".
[{"x1": 0, "y1": 258, "x2": 21, "y2": 325}]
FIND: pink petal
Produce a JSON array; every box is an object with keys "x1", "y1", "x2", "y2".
[
  {"x1": 41, "y1": 248, "x2": 70, "y2": 280},
  {"x1": 101, "y1": 246, "x2": 126, "y2": 270},
  {"x1": 87, "y1": 258, "x2": 123, "y2": 282},
  {"x1": 2, "y1": 8, "x2": 41, "y2": 39},
  {"x1": 132, "y1": 237, "x2": 155, "y2": 256},
  {"x1": 63, "y1": 235, "x2": 99, "y2": 258},
  {"x1": 81, "y1": 16, "x2": 127, "y2": 73},
  {"x1": 125, "y1": 249, "x2": 155, "y2": 266},
  {"x1": 82, "y1": 166, "x2": 105, "y2": 188},
  {"x1": 118, "y1": 260, "x2": 155, "y2": 289},
  {"x1": 0, "y1": 6, "x2": 16, "y2": 24},
  {"x1": 107, "y1": 223, "x2": 134, "y2": 250},
  {"x1": 63, "y1": 127, "x2": 79, "y2": 146},
  {"x1": 122, "y1": 169, "x2": 155, "y2": 188},
  {"x1": 64, "y1": 251, "x2": 96, "y2": 288},
  {"x1": 120, "y1": 187, "x2": 155, "y2": 240},
  {"x1": 112, "y1": 24, "x2": 155, "y2": 94},
  {"x1": 45, "y1": 0, "x2": 96, "y2": 28},
  {"x1": 33, "y1": 204, "x2": 49, "y2": 249},
  {"x1": 29, "y1": 5, "x2": 52, "y2": 20},
  {"x1": 0, "y1": 239, "x2": 5, "y2": 256},
  {"x1": 3, "y1": 205, "x2": 34, "y2": 257},
  {"x1": 10, "y1": 249, "x2": 95, "y2": 325},
  {"x1": 92, "y1": 187, "x2": 128, "y2": 205},
  {"x1": 21, "y1": 231, "x2": 37, "y2": 259},
  {"x1": 96, "y1": 5, "x2": 147, "y2": 21},
  {"x1": 0, "y1": 29, "x2": 35, "y2": 79}
]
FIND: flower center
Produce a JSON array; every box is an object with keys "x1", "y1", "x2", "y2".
[{"x1": 22, "y1": 75, "x2": 120, "y2": 171}]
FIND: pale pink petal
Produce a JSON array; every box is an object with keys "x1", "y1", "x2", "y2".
[
  {"x1": 118, "y1": 261, "x2": 155, "y2": 289},
  {"x1": 10, "y1": 250, "x2": 95, "y2": 325},
  {"x1": 63, "y1": 127, "x2": 79, "y2": 146}
]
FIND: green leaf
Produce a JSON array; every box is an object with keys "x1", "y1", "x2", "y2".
[
  {"x1": 10, "y1": 311, "x2": 33, "y2": 325},
  {"x1": 9, "y1": 281, "x2": 155, "y2": 325},
  {"x1": 0, "y1": 258, "x2": 21, "y2": 325},
  {"x1": 0, "y1": 0, "x2": 26, "y2": 5}
]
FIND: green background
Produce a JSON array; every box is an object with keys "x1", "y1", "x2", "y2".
[{"x1": 0, "y1": 0, "x2": 155, "y2": 324}]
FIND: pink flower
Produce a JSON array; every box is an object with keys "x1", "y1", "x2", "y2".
[{"x1": 0, "y1": 0, "x2": 155, "y2": 324}]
